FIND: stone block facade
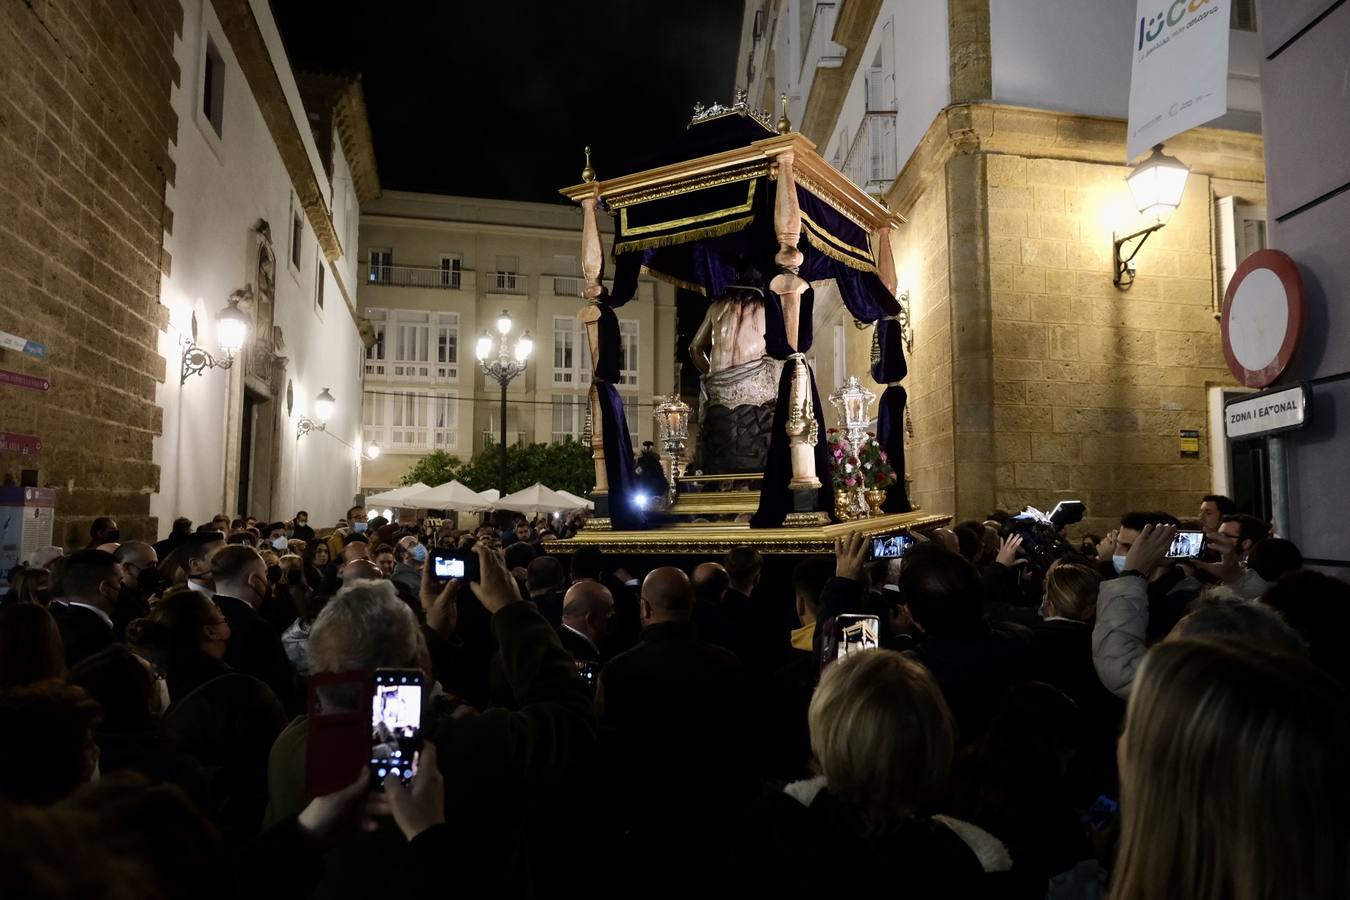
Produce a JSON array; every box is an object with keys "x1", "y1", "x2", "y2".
[
  {"x1": 0, "y1": 0, "x2": 182, "y2": 545},
  {"x1": 885, "y1": 104, "x2": 1264, "y2": 535}
]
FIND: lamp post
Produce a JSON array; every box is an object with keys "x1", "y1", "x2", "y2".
[
  {"x1": 476, "y1": 310, "x2": 533, "y2": 496},
  {"x1": 181, "y1": 291, "x2": 251, "y2": 384},
  {"x1": 296, "y1": 387, "x2": 337, "y2": 439},
  {"x1": 653, "y1": 390, "x2": 691, "y2": 509},
  {"x1": 1112, "y1": 143, "x2": 1190, "y2": 289}
]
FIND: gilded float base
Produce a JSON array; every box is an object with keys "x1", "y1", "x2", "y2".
[{"x1": 543, "y1": 510, "x2": 950, "y2": 556}]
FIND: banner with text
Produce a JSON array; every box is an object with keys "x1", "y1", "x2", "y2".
[{"x1": 1127, "y1": 0, "x2": 1231, "y2": 161}]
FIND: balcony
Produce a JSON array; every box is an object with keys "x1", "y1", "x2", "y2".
[
  {"x1": 482, "y1": 430, "x2": 527, "y2": 447},
  {"x1": 841, "y1": 110, "x2": 898, "y2": 198},
  {"x1": 484, "y1": 271, "x2": 528, "y2": 296},
  {"x1": 361, "y1": 262, "x2": 477, "y2": 291},
  {"x1": 799, "y1": 2, "x2": 845, "y2": 86}
]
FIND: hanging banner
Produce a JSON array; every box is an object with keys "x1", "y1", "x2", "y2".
[{"x1": 1127, "y1": 0, "x2": 1232, "y2": 162}]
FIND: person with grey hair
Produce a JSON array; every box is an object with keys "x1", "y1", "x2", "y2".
[{"x1": 263, "y1": 542, "x2": 595, "y2": 898}]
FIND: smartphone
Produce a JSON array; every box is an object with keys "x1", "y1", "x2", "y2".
[
  {"x1": 575, "y1": 659, "x2": 599, "y2": 690},
  {"x1": 305, "y1": 670, "x2": 372, "y2": 800},
  {"x1": 431, "y1": 548, "x2": 479, "y2": 582},
  {"x1": 870, "y1": 534, "x2": 915, "y2": 560},
  {"x1": 370, "y1": 668, "x2": 424, "y2": 790},
  {"x1": 820, "y1": 613, "x2": 880, "y2": 670},
  {"x1": 1166, "y1": 530, "x2": 1207, "y2": 560}
]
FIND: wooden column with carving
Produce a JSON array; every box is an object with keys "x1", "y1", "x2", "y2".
[
  {"x1": 577, "y1": 149, "x2": 609, "y2": 504},
  {"x1": 769, "y1": 150, "x2": 820, "y2": 494}
]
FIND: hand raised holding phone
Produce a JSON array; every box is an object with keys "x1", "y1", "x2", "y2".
[{"x1": 469, "y1": 542, "x2": 522, "y2": 614}]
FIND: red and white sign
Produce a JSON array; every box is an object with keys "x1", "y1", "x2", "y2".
[
  {"x1": 1220, "y1": 249, "x2": 1305, "y2": 388},
  {"x1": 0, "y1": 369, "x2": 50, "y2": 391}
]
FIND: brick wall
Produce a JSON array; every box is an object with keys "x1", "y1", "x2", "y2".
[
  {"x1": 892, "y1": 162, "x2": 955, "y2": 515},
  {"x1": 0, "y1": 0, "x2": 182, "y2": 546},
  {"x1": 883, "y1": 106, "x2": 1263, "y2": 533},
  {"x1": 984, "y1": 154, "x2": 1238, "y2": 535}
]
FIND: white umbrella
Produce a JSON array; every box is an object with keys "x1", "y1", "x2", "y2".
[
  {"x1": 365, "y1": 482, "x2": 430, "y2": 506},
  {"x1": 554, "y1": 489, "x2": 594, "y2": 511},
  {"x1": 403, "y1": 480, "x2": 493, "y2": 511},
  {"x1": 492, "y1": 483, "x2": 577, "y2": 515}
]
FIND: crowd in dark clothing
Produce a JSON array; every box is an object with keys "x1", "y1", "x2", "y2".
[{"x1": 2, "y1": 495, "x2": 1349, "y2": 900}]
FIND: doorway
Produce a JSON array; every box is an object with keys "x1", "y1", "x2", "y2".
[{"x1": 237, "y1": 393, "x2": 258, "y2": 517}]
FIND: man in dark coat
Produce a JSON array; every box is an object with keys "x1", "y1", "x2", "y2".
[
  {"x1": 52, "y1": 549, "x2": 120, "y2": 666},
  {"x1": 209, "y1": 544, "x2": 295, "y2": 711},
  {"x1": 557, "y1": 580, "x2": 613, "y2": 664},
  {"x1": 598, "y1": 567, "x2": 756, "y2": 890}
]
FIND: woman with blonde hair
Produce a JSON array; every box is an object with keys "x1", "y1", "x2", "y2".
[
  {"x1": 756, "y1": 649, "x2": 1010, "y2": 894},
  {"x1": 1111, "y1": 639, "x2": 1350, "y2": 900}
]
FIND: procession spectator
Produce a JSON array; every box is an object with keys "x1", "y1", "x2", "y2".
[
  {"x1": 113, "y1": 541, "x2": 159, "y2": 641},
  {"x1": 53, "y1": 549, "x2": 121, "y2": 667},
  {"x1": 289, "y1": 511, "x2": 315, "y2": 543},
  {"x1": 0, "y1": 601, "x2": 66, "y2": 687},
  {"x1": 210, "y1": 546, "x2": 295, "y2": 709},
  {"x1": 558, "y1": 580, "x2": 614, "y2": 664},
  {"x1": 1218, "y1": 513, "x2": 1271, "y2": 560},
  {"x1": 0, "y1": 681, "x2": 102, "y2": 804},
  {"x1": 1198, "y1": 494, "x2": 1237, "y2": 532},
  {"x1": 88, "y1": 517, "x2": 120, "y2": 548}
]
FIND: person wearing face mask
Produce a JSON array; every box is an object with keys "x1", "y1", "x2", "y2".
[
  {"x1": 52, "y1": 549, "x2": 122, "y2": 666},
  {"x1": 289, "y1": 510, "x2": 315, "y2": 542},
  {"x1": 391, "y1": 535, "x2": 429, "y2": 610},
  {"x1": 87, "y1": 517, "x2": 120, "y2": 548},
  {"x1": 265, "y1": 523, "x2": 290, "y2": 553},
  {"x1": 127, "y1": 587, "x2": 287, "y2": 844},
  {"x1": 327, "y1": 505, "x2": 369, "y2": 560},
  {"x1": 209, "y1": 545, "x2": 297, "y2": 712},
  {"x1": 112, "y1": 542, "x2": 161, "y2": 641}
]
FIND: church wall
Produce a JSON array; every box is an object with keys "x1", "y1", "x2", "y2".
[{"x1": 153, "y1": 0, "x2": 365, "y2": 532}]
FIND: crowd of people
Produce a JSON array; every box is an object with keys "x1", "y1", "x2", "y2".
[{"x1": 1, "y1": 494, "x2": 1347, "y2": 899}]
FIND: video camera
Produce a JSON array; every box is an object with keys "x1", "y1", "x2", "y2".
[{"x1": 1000, "y1": 500, "x2": 1085, "y2": 573}]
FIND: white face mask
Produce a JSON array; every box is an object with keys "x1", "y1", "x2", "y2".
[
  {"x1": 154, "y1": 675, "x2": 171, "y2": 715},
  {"x1": 1112, "y1": 554, "x2": 1129, "y2": 574},
  {"x1": 272, "y1": 536, "x2": 289, "y2": 551}
]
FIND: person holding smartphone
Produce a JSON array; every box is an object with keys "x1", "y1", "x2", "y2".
[{"x1": 263, "y1": 541, "x2": 594, "y2": 899}]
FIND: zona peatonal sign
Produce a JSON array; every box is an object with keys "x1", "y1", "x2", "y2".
[{"x1": 1225, "y1": 384, "x2": 1310, "y2": 440}]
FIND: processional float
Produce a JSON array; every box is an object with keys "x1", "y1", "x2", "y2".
[{"x1": 546, "y1": 93, "x2": 948, "y2": 555}]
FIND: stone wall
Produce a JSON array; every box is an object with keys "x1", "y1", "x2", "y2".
[
  {"x1": 0, "y1": 0, "x2": 182, "y2": 546},
  {"x1": 882, "y1": 104, "x2": 1264, "y2": 533}
]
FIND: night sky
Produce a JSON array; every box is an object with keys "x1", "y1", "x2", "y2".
[{"x1": 273, "y1": 1, "x2": 745, "y2": 204}]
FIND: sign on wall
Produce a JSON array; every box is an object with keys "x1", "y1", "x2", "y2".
[
  {"x1": 1225, "y1": 384, "x2": 1310, "y2": 440},
  {"x1": 1127, "y1": 0, "x2": 1232, "y2": 161},
  {"x1": 1220, "y1": 249, "x2": 1305, "y2": 388}
]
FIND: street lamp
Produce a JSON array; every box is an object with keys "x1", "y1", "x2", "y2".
[
  {"x1": 297, "y1": 388, "x2": 336, "y2": 439},
  {"x1": 476, "y1": 310, "x2": 532, "y2": 495},
  {"x1": 180, "y1": 291, "x2": 251, "y2": 384},
  {"x1": 1113, "y1": 143, "x2": 1190, "y2": 289}
]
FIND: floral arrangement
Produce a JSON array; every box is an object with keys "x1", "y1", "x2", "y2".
[{"x1": 826, "y1": 429, "x2": 897, "y2": 493}]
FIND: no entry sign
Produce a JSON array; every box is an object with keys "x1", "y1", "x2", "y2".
[{"x1": 1220, "y1": 249, "x2": 1305, "y2": 388}]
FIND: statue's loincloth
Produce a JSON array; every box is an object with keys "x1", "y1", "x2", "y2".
[{"x1": 699, "y1": 357, "x2": 782, "y2": 475}]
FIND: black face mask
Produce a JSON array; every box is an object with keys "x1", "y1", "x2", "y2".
[
  {"x1": 136, "y1": 567, "x2": 165, "y2": 596},
  {"x1": 105, "y1": 530, "x2": 121, "y2": 544}
]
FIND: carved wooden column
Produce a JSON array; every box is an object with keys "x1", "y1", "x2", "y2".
[
  {"x1": 769, "y1": 150, "x2": 820, "y2": 493},
  {"x1": 577, "y1": 153, "x2": 609, "y2": 501}
]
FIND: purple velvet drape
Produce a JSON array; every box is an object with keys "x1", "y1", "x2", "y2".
[{"x1": 875, "y1": 385, "x2": 912, "y2": 514}]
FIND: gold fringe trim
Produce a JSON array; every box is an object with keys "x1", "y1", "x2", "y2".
[
  {"x1": 639, "y1": 265, "x2": 707, "y2": 295},
  {"x1": 614, "y1": 215, "x2": 754, "y2": 255},
  {"x1": 802, "y1": 225, "x2": 877, "y2": 272},
  {"x1": 800, "y1": 210, "x2": 876, "y2": 264}
]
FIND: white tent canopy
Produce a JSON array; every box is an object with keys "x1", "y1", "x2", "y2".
[
  {"x1": 402, "y1": 480, "x2": 494, "y2": 511},
  {"x1": 554, "y1": 489, "x2": 594, "y2": 510},
  {"x1": 365, "y1": 482, "x2": 430, "y2": 506},
  {"x1": 480, "y1": 488, "x2": 500, "y2": 503},
  {"x1": 492, "y1": 483, "x2": 581, "y2": 515}
]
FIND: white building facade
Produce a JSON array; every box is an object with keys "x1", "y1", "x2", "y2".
[
  {"x1": 357, "y1": 192, "x2": 677, "y2": 493},
  {"x1": 152, "y1": 0, "x2": 378, "y2": 529}
]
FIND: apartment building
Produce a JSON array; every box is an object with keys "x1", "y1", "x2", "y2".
[{"x1": 356, "y1": 192, "x2": 677, "y2": 492}]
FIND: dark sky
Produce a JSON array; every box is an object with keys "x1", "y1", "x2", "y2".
[{"x1": 273, "y1": 1, "x2": 745, "y2": 204}]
